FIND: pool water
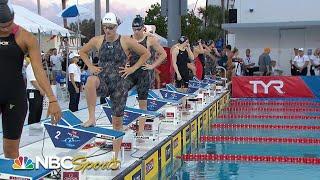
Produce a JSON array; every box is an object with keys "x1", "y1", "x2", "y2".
[{"x1": 171, "y1": 99, "x2": 320, "y2": 180}]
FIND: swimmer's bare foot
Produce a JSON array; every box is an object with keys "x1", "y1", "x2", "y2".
[
  {"x1": 109, "y1": 157, "x2": 121, "y2": 170},
  {"x1": 82, "y1": 120, "x2": 96, "y2": 127}
]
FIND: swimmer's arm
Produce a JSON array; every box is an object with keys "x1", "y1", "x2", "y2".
[
  {"x1": 25, "y1": 32, "x2": 56, "y2": 102},
  {"x1": 186, "y1": 46, "x2": 194, "y2": 61},
  {"x1": 149, "y1": 37, "x2": 167, "y2": 68},
  {"x1": 198, "y1": 43, "x2": 205, "y2": 54},
  {"x1": 171, "y1": 48, "x2": 181, "y2": 77},
  {"x1": 79, "y1": 37, "x2": 98, "y2": 68},
  {"x1": 125, "y1": 37, "x2": 151, "y2": 71},
  {"x1": 31, "y1": 81, "x2": 45, "y2": 95}
]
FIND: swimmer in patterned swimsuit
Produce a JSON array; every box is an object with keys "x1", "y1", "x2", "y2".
[
  {"x1": 79, "y1": 12, "x2": 150, "y2": 163},
  {"x1": 127, "y1": 15, "x2": 167, "y2": 137}
]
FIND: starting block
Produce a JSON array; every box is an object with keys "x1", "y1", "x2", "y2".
[
  {"x1": 44, "y1": 110, "x2": 125, "y2": 150},
  {"x1": 102, "y1": 105, "x2": 161, "y2": 142}
]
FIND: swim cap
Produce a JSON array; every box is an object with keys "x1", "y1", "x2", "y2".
[
  {"x1": 132, "y1": 15, "x2": 144, "y2": 27},
  {"x1": 102, "y1": 12, "x2": 118, "y2": 25},
  {"x1": 178, "y1": 36, "x2": 188, "y2": 44},
  {"x1": 0, "y1": 0, "x2": 14, "y2": 23}
]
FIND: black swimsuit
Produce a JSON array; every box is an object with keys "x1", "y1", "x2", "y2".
[
  {"x1": 0, "y1": 29, "x2": 27, "y2": 140},
  {"x1": 126, "y1": 36, "x2": 151, "y2": 100},
  {"x1": 175, "y1": 49, "x2": 190, "y2": 88}
]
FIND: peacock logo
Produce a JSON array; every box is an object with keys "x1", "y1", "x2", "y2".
[{"x1": 12, "y1": 156, "x2": 34, "y2": 170}]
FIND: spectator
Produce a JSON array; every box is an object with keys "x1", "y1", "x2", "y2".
[
  {"x1": 243, "y1": 49, "x2": 256, "y2": 76},
  {"x1": 68, "y1": 52, "x2": 82, "y2": 112},
  {"x1": 25, "y1": 57, "x2": 45, "y2": 125},
  {"x1": 291, "y1": 48, "x2": 299, "y2": 76},
  {"x1": 271, "y1": 60, "x2": 283, "y2": 76},
  {"x1": 50, "y1": 48, "x2": 63, "y2": 83},
  {"x1": 258, "y1": 48, "x2": 272, "y2": 76},
  {"x1": 293, "y1": 48, "x2": 309, "y2": 76},
  {"x1": 310, "y1": 48, "x2": 320, "y2": 76}
]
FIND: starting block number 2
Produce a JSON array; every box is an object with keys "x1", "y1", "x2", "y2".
[{"x1": 55, "y1": 131, "x2": 61, "y2": 139}]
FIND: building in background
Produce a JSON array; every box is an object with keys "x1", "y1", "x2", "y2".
[
  {"x1": 222, "y1": 0, "x2": 320, "y2": 75},
  {"x1": 39, "y1": 31, "x2": 85, "y2": 53}
]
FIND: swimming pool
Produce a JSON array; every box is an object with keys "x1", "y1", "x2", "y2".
[{"x1": 172, "y1": 99, "x2": 320, "y2": 180}]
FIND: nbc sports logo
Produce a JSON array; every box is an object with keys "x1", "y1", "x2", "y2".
[
  {"x1": 12, "y1": 156, "x2": 34, "y2": 170},
  {"x1": 12, "y1": 156, "x2": 73, "y2": 170}
]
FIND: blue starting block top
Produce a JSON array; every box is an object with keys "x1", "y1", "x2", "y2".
[
  {"x1": 148, "y1": 90, "x2": 161, "y2": 98},
  {"x1": 0, "y1": 158, "x2": 51, "y2": 180},
  {"x1": 44, "y1": 110, "x2": 125, "y2": 149},
  {"x1": 147, "y1": 98, "x2": 167, "y2": 111},
  {"x1": 148, "y1": 91, "x2": 180, "y2": 104},
  {"x1": 160, "y1": 89, "x2": 186, "y2": 101},
  {"x1": 166, "y1": 84, "x2": 178, "y2": 92},
  {"x1": 186, "y1": 86, "x2": 199, "y2": 94},
  {"x1": 61, "y1": 110, "x2": 83, "y2": 127},
  {"x1": 102, "y1": 106, "x2": 142, "y2": 126},
  {"x1": 165, "y1": 84, "x2": 191, "y2": 96},
  {"x1": 188, "y1": 80, "x2": 209, "y2": 89},
  {"x1": 125, "y1": 106, "x2": 161, "y2": 117},
  {"x1": 104, "y1": 98, "x2": 162, "y2": 117}
]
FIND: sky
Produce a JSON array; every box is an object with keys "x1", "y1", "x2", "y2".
[{"x1": 11, "y1": 0, "x2": 212, "y2": 25}]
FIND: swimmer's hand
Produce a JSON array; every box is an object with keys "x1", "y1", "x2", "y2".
[
  {"x1": 177, "y1": 74, "x2": 182, "y2": 81},
  {"x1": 119, "y1": 66, "x2": 135, "y2": 78},
  {"x1": 47, "y1": 101, "x2": 62, "y2": 125},
  {"x1": 141, "y1": 63, "x2": 154, "y2": 70},
  {"x1": 88, "y1": 65, "x2": 102, "y2": 75}
]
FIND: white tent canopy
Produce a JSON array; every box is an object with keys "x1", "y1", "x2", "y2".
[
  {"x1": 117, "y1": 17, "x2": 168, "y2": 47},
  {"x1": 13, "y1": 5, "x2": 70, "y2": 36}
]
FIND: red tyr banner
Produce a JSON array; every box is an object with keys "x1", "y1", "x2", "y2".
[{"x1": 232, "y1": 76, "x2": 314, "y2": 98}]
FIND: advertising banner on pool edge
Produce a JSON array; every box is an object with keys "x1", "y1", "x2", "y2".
[{"x1": 232, "y1": 76, "x2": 316, "y2": 98}]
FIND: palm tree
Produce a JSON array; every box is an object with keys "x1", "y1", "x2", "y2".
[
  {"x1": 62, "y1": 0, "x2": 68, "y2": 28},
  {"x1": 221, "y1": 0, "x2": 225, "y2": 24},
  {"x1": 205, "y1": 0, "x2": 208, "y2": 27}
]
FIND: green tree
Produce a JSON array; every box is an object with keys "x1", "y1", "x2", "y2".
[
  {"x1": 181, "y1": 11, "x2": 203, "y2": 43},
  {"x1": 69, "y1": 19, "x2": 95, "y2": 43},
  {"x1": 198, "y1": 5, "x2": 228, "y2": 41},
  {"x1": 144, "y1": 4, "x2": 227, "y2": 44},
  {"x1": 144, "y1": 3, "x2": 167, "y2": 38}
]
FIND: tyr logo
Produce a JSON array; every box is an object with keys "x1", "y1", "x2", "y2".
[
  {"x1": 0, "y1": 41, "x2": 9, "y2": 46},
  {"x1": 249, "y1": 80, "x2": 284, "y2": 94}
]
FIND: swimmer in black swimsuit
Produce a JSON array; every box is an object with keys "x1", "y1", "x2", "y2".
[
  {"x1": 127, "y1": 15, "x2": 167, "y2": 137},
  {"x1": 171, "y1": 36, "x2": 195, "y2": 88},
  {"x1": 0, "y1": 0, "x2": 61, "y2": 159},
  {"x1": 79, "y1": 12, "x2": 150, "y2": 163}
]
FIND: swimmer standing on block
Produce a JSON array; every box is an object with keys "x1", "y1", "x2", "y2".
[
  {"x1": 127, "y1": 15, "x2": 167, "y2": 138},
  {"x1": 79, "y1": 12, "x2": 150, "y2": 168},
  {"x1": 0, "y1": 0, "x2": 61, "y2": 159}
]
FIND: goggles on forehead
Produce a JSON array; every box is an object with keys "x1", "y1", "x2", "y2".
[{"x1": 132, "y1": 26, "x2": 143, "y2": 31}]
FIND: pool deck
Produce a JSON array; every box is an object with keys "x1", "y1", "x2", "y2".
[{"x1": 0, "y1": 89, "x2": 230, "y2": 180}]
